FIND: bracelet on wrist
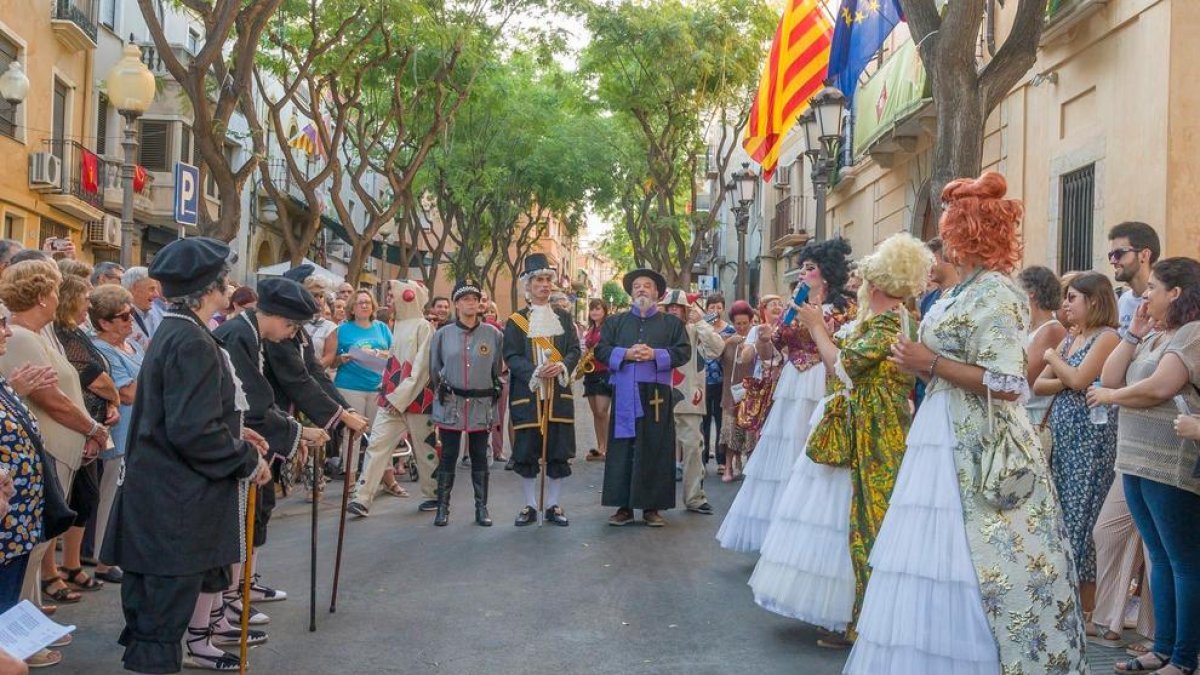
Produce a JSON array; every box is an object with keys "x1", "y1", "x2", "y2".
[
  {"x1": 1120, "y1": 329, "x2": 1144, "y2": 346},
  {"x1": 928, "y1": 354, "x2": 942, "y2": 381}
]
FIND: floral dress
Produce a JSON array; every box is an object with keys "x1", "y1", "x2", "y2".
[
  {"x1": 0, "y1": 379, "x2": 45, "y2": 564},
  {"x1": 847, "y1": 271, "x2": 1089, "y2": 675},
  {"x1": 805, "y1": 309, "x2": 914, "y2": 631},
  {"x1": 1047, "y1": 331, "x2": 1118, "y2": 583}
]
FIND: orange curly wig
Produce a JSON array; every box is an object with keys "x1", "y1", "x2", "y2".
[{"x1": 938, "y1": 171, "x2": 1024, "y2": 274}]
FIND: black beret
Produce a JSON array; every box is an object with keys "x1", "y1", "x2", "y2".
[
  {"x1": 149, "y1": 237, "x2": 234, "y2": 297},
  {"x1": 282, "y1": 264, "x2": 315, "y2": 283},
  {"x1": 256, "y1": 277, "x2": 319, "y2": 321}
]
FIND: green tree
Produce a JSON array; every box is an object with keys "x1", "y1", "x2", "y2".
[{"x1": 580, "y1": 0, "x2": 775, "y2": 288}]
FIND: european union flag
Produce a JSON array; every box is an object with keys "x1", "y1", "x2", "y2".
[{"x1": 827, "y1": 0, "x2": 905, "y2": 100}]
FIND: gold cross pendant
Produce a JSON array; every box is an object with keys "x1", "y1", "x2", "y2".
[{"x1": 649, "y1": 389, "x2": 665, "y2": 423}]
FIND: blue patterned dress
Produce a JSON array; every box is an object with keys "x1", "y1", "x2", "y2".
[{"x1": 1048, "y1": 331, "x2": 1118, "y2": 583}]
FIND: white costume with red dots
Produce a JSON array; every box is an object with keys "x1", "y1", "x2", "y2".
[{"x1": 350, "y1": 279, "x2": 438, "y2": 511}]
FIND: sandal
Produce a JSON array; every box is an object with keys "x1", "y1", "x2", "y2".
[
  {"x1": 40, "y1": 577, "x2": 81, "y2": 604},
  {"x1": 1128, "y1": 640, "x2": 1155, "y2": 657},
  {"x1": 25, "y1": 648, "x2": 62, "y2": 669},
  {"x1": 1115, "y1": 652, "x2": 1170, "y2": 672},
  {"x1": 382, "y1": 482, "x2": 409, "y2": 498},
  {"x1": 60, "y1": 566, "x2": 103, "y2": 591},
  {"x1": 585, "y1": 449, "x2": 604, "y2": 462},
  {"x1": 183, "y1": 627, "x2": 241, "y2": 671}
]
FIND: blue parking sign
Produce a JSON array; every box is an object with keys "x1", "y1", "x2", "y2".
[{"x1": 174, "y1": 162, "x2": 199, "y2": 226}]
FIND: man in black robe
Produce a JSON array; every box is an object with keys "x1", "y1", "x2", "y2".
[
  {"x1": 103, "y1": 238, "x2": 273, "y2": 674},
  {"x1": 594, "y1": 269, "x2": 690, "y2": 527},
  {"x1": 213, "y1": 278, "x2": 330, "y2": 611},
  {"x1": 503, "y1": 254, "x2": 581, "y2": 526}
]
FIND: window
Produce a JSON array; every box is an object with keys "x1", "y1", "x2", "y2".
[
  {"x1": 96, "y1": 94, "x2": 109, "y2": 155},
  {"x1": 100, "y1": 0, "x2": 116, "y2": 28},
  {"x1": 39, "y1": 219, "x2": 71, "y2": 243},
  {"x1": 0, "y1": 34, "x2": 18, "y2": 139},
  {"x1": 138, "y1": 119, "x2": 171, "y2": 171},
  {"x1": 187, "y1": 29, "x2": 200, "y2": 55},
  {"x1": 52, "y1": 79, "x2": 68, "y2": 163},
  {"x1": 3, "y1": 213, "x2": 22, "y2": 240},
  {"x1": 180, "y1": 124, "x2": 192, "y2": 164},
  {"x1": 1058, "y1": 163, "x2": 1095, "y2": 273}
]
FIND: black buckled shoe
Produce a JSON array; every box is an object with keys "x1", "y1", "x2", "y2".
[
  {"x1": 545, "y1": 505, "x2": 569, "y2": 527},
  {"x1": 418, "y1": 499, "x2": 438, "y2": 512},
  {"x1": 514, "y1": 506, "x2": 537, "y2": 527},
  {"x1": 347, "y1": 501, "x2": 369, "y2": 518}
]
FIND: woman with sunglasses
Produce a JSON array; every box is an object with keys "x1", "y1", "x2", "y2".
[{"x1": 89, "y1": 284, "x2": 143, "y2": 586}]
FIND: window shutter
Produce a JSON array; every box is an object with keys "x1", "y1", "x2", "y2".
[
  {"x1": 96, "y1": 95, "x2": 109, "y2": 155},
  {"x1": 138, "y1": 119, "x2": 171, "y2": 171}
]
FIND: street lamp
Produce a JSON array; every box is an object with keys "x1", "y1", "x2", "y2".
[
  {"x1": 797, "y1": 86, "x2": 847, "y2": 242},
  {"x1": 0, "y1": 61, "x2": 30, "y2": 106},
  {"x1": 730, "y1": 161, "x2": 757, "y2": 301},
  {"x1": 105, "y1": 40, "x2": 156, "y2": 267}
]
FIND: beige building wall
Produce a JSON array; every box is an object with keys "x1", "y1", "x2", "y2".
[
  {"x1": 0, "y1": 3, "x2": 99, "y2": 259},
  {"x1": 808, "y1": 0, "x2": 1192, "y2": 288}
]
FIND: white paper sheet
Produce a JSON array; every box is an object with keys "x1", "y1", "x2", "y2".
[{"x1": 0, "y1": 600, "x2": 75, "y2": 660}]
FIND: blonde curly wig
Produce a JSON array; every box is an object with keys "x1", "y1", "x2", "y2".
[{"x1": 856, "y1": 232, "x2": 934, "y2": 304}]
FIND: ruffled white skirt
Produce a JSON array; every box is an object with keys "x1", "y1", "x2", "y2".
[
  {"x1": 716, "y1": 362, "x2": 825, "y2": 554},
  {"x1": 748, "y1": 396, "x2": 855, "y2": 631},
  {"x1": 843, "y1": 390, "x2": 1000, "y2": 675}
]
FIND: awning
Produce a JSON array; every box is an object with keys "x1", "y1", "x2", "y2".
[
  {"x1": 255, "y1": 257, "x2": 344, "y2": 284},
  {"x1": 320, "y1": 212, "x2": 404, "y2": 266}
]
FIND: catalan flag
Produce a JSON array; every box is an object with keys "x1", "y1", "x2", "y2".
[
  {"x1": 743, "y1": 0, "x2": 833, "y2": 181},
  {"x1": 288, "y1": 122, "x2": 322, "y2": 158}
]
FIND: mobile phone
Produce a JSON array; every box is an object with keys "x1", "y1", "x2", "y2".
[
  {"x1": 1173, "y1": 395, "x2": 1191, "y2": 416},
  {"x1": 50, "y1": 237, "x2": 70, "y2": 252}
]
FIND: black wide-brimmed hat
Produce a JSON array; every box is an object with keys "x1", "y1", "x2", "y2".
[
  {"x1": 452, "y1": 279, "x2": 483, "y2": 302},
  {"x1": 520, "y1": 253, "x2": 555, "y2": 280},
  {"x1": 149, "y1": 237, "x2": 235, "y2": 297},
  {"x1": 257, "y1": 277, "x2": 319, "y2": 320},
  {"x1": 622, "y1": 268, "x2": 666, "y2": 298}
]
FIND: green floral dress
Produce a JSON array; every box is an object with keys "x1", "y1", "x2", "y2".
[
  {"x1": 846, "y1": 271, "x2": 1089, "y2": 675},
  {"x1": 805, "y1": 309, "x2": 914, "y2": 633}
]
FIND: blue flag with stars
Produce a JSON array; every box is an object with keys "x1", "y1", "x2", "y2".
[{"x1": 827, "y1": 0, "x2": 905, "y2": 99}]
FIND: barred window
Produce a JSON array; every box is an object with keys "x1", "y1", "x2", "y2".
[
  {"x1": 0, "y1": 34, "x2": 17, "y2": 139},
  {"x1": 1058, "y1": 164, "x2": 1095, "y2": 273}
]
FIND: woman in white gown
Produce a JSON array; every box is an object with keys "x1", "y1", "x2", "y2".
[
  {"x1": 716, "y1": 239, "x2": 853, "y2": 554},
  {"x1": 846, "y1": 172, "x2": 1088, "y2": 675},
  {"x1": 750, "y1": 233, "x2": 930, "y2": 648}
]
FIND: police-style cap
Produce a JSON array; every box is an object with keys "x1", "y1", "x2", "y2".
[
  {"x1": 149, "y1": 237, "x2": 235, "y2": 297},
  {"x1": 256, "y1": 277, "x2": 318, "y2": 320},
  {"x1": 452, "y1": 279, "x2": 482, "y2": 302}
]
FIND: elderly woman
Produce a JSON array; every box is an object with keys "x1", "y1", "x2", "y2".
[
  {"x1": 54, "y1": 272, "x2": 122, "y2": 593},
  {"x1": 0, "y1": 260, "x2": 108, "y2": 615},
  {"x1": 88, "y1": 284, "x2": 143, "y2": 585},
  {"x1": 1089, "y1": 257, "x2": 1200, "y2": 675}
]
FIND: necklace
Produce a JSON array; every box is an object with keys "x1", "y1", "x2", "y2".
[{"x1": 948, "y1": 269, "x2": 985, "y2": 299}]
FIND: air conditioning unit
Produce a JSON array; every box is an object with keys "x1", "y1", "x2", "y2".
[
  {"x1": 29, "y1": 152, "x2": 63, "y2": 191},
  {"x1": 774, "y1": 164, "x2": 791, "y2": 188},
  {"x1": 85, "y1": 215, "x2": 122, "y2": 248}
]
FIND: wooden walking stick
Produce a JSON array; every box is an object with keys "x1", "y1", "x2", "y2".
[
  {"x1": 239, "y1": 483, "x2": 258, "y2": 674},
  {"x1": 330, "y1": 430, "x2": 358, "y2": 613},
  {"x1": 309, "y1": 440, "x2": 320, "y2": 632}
]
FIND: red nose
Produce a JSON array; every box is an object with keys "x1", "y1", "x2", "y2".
[{"x1": 402, "y1": 289, "x2": 415, "y2": 302}]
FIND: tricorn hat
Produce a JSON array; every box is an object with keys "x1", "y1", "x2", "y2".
[
  {"x1": 520, "y1": 253, "x2": 555, "y2": 280},
  {"x1": 622, "y1": 268, "x2": 667, "y2": 298}
]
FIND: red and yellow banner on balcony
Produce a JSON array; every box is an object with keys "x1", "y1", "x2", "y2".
[{"x1": 743, "y1": 0, "x2": 832, "y2": 181}]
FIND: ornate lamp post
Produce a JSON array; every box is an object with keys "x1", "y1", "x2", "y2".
[
  {"x1": 0, "y1": 61, "x2": 31, "y2": 107},
  {"x1": 730, "y1": 162, "x2": 758, "y2": 301},
  {"x1": 105, "y1": 41, "x2": 156, "y2": 267},
  {"x1": 797, "y1": 86, "x2": 847, "y2": 242}
]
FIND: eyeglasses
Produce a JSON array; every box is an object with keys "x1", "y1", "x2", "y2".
[
  {"x1": 1108, "y1": 247, "x2": 1141, "y2": 262},
  {"x1": 107, "y1": 311, "x2": 133, "y2": 322}
]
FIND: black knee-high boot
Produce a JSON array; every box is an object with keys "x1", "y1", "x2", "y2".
[
  {"x1": 471, "y1": 471, "x2": 492, "y2": 526},
  {"x1": 434, "y1": 471, "x2": 454, "y2": 527}
]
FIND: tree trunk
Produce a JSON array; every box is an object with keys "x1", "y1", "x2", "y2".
[
  {"x1": 927, "y1": 67, "x2": 987, "y2": 208},
  {"x1": 345, "y1": 241, "x2": 372, "y2": 288}
]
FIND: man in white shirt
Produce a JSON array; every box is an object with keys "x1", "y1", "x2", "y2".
[
  {"x1": 1107, "y1": 221, "x2": 1160, "y2": 332},
  {"x1": 122, "y1": 266, "x2": 162, "y2": 349}
]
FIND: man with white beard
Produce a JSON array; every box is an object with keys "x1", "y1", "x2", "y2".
[{"x1": 593, "y1": 269, "x2": 691, "y2": 527}]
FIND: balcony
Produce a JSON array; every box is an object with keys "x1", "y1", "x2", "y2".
[
  {"x1": 138, "y1": 42, "x2": 194, "y2": 77},
  {"x1": 51, "y1": 0, "x2": 98, "y2": 52},
  {"x1": 42, "y1": 139, "x2": 106, "y2": 222},
  {"x1": 1042, "y1": 0, "x2": 1108, "y2": 45},
  {"x1": 99, "y1": 157, "x2": 156, "y2": 219},
  {"x1": 769, "y1": 196, "x2": 807, "y2": 253}
]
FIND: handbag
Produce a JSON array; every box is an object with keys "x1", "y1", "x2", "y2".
[
  {"x1": 37, "y1": 443, "x2": 77, "y2": 540},
  {"x1": 735, "y1": 356, "x2": 778, "y2": 434},
  {"x1": 979, "y1": 412, "x2": 1038, "y2": 510},
  {"x1": 806, "y1": 394, "x2": 853, "y2": 467}
]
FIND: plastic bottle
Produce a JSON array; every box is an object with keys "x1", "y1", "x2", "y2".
[{"x1": 1090, "y1": 379, "x2": 1109, "y2": 425}]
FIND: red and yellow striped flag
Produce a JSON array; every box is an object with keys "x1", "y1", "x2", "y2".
[{"x1": 743, "y1": 0, "x2": 833, "y2": 181}]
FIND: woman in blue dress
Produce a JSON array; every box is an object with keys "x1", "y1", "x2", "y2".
[{"x1": 1034, "y1": 270, "x2": 1121, "y2": 613}]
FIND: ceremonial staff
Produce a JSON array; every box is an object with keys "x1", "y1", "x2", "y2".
[
  {"x1": 330, "y1": 430, "x2": 359, "y2": 613},
  {"x1": 537, "y1": 348, "x2": 553, "y2": 527},
  {"x1": 240, "y1": 483, "x2": 258, "y2": 674},
  {"x1": 309, "y1": 440, "x2": 320, "y2": 632}
]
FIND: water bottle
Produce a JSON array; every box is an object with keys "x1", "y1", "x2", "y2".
[
  {"x1": 780, "y1": 283, "x2": 811, "y2": 325},
  {"x1": 1090, "y1": 379, "x2": 1109, "y2": 425}
]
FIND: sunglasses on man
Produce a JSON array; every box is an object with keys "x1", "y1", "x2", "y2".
[{"x1": 1107, "y1": 247, "x2": 1143, "y2": 262}]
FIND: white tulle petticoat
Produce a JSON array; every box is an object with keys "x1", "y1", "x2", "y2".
[
  {"x1": 748, "y1": 396, "x2": 855, "y2": 631},
  {"x1": 716, "y1": 362, "x2": 825, "y2": 554},
  {"x1": 843, "y1": 390, "x2": 1001, "y2": 675}
]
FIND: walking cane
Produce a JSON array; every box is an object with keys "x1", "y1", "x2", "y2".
[
  {"x1": 239, "y1": 483, "x2": 257, "y2": 674},
  {"x1": 308, "y1": 440, "x2": 320, "y2": 632},
  {"x1": 537, "y1": 381, "x2": 552, "y2": 528},
  {"x1": 330, "y1": 430, "x2": 358, "y2": 613}
]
